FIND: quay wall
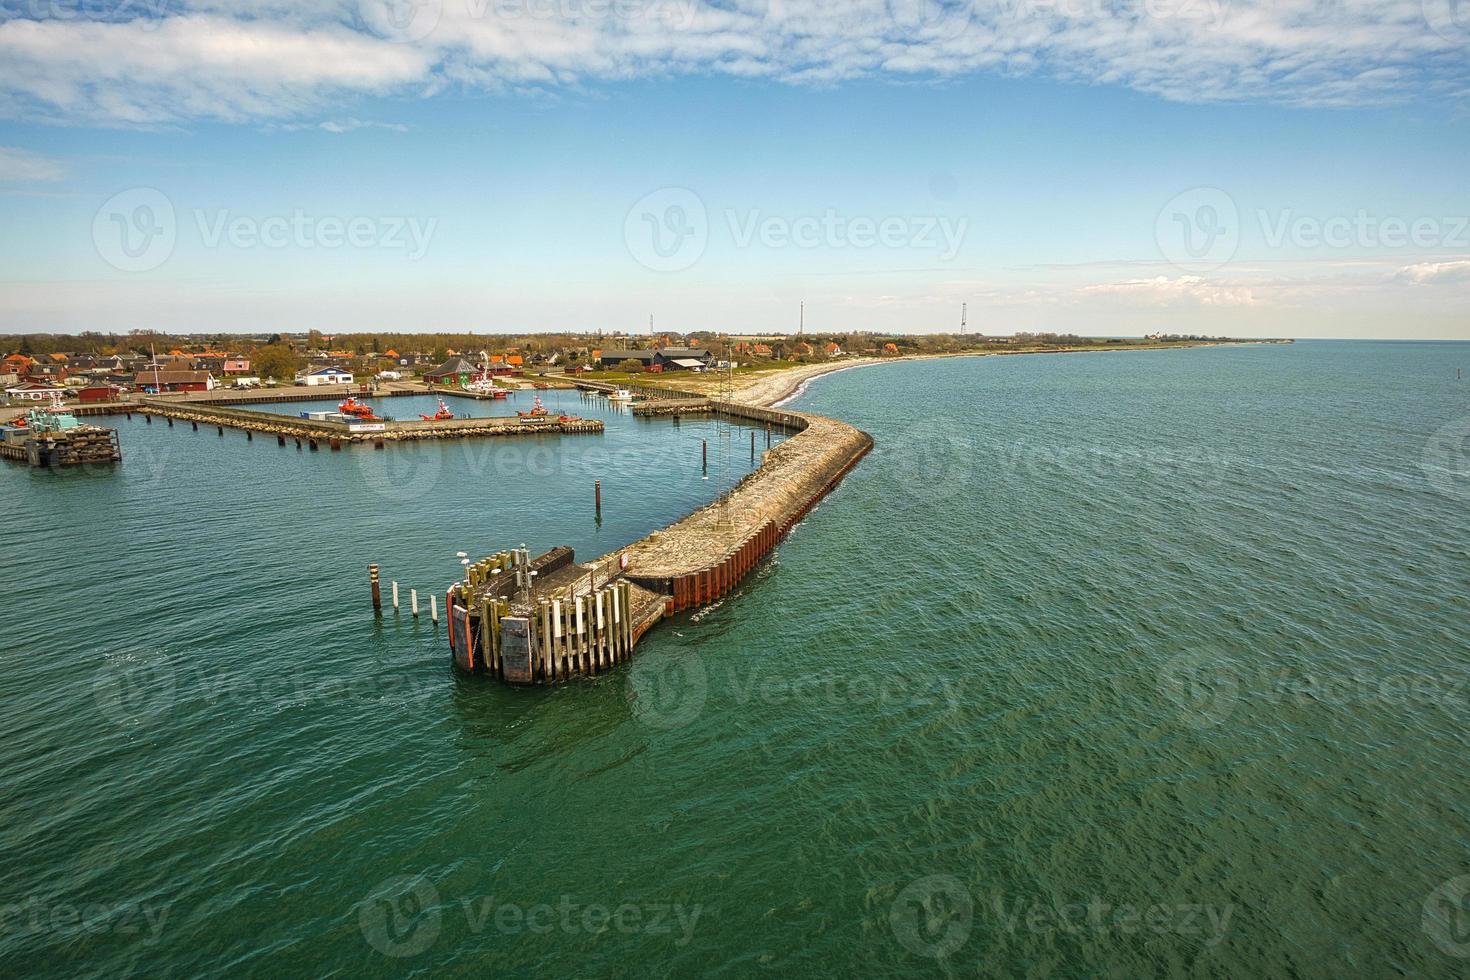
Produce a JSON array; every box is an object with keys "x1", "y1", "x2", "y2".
[{"x1": 135, "y1": 400, "x2": 603, "y2": 442}]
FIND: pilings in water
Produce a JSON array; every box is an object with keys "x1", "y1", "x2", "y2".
[{"x1": 369, "y1": 564, "x2": 382, "y2": 614}]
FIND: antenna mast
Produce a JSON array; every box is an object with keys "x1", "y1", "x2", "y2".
[{"x1": 960, "y1": 302, "x2": 967, "y2": 336}]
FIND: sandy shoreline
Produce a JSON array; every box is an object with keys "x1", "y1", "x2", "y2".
[{"x1": 736, "y1": 341, "x2": 1275, "y2": 408}]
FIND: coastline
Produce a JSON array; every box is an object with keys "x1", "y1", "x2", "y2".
[{"x1": 738, "y1": 340, "x2": 1278, "y2": 409}]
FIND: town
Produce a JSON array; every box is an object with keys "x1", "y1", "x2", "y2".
[{"x1": 1, "y1": 329, "x2": 1247, "y2": 404}]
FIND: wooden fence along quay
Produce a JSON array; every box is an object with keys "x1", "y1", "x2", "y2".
[{"x1": 438, "y1": 380, "x2": 873, "y2": 684}]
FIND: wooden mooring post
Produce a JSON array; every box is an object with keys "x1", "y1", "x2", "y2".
[
  {"x1": 369, "y1": 564, "x2": 382, "y2": 613},
  {"x1": 392, "y1": 580, "x2": 399, "y2": 610},
  {"x1": 595, "y1": 480, "x2": 602, "y2": 519},
  {"x1": 411, "y1": 589, "x2": 419, "y2": 616}
]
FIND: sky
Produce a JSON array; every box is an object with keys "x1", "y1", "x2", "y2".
[{"x1": 0, "y1": 1, "x2": 1467, "y2": 339}]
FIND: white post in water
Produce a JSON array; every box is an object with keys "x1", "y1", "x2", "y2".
[
  {"x1": 392, "y1": 581, "x2": 399, "y2": 609},
  {"x1": 430, "y1": 594, "x2": 438, "y2": 622},
  {"x1": 411, "y1": 589, "x2": 419, "y2": 616}
]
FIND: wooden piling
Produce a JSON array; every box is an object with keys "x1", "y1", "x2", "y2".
[
  {"x1": 369, "y1": 564, "x2": 382, "y2": 612},
  {"x1": 278, "y1": 434, "x2": 285, "y2": 446},
  {"x1": 392, "y1": 580, "x2": 399, "y2": 609},
  {"x1": 411, "y1": 589, "x2": 419, "y2": 616},
  {"x1": 595, "y1": 480, "x2": 602, "y2": 519},
  {"x1": 751, "y1": 429, "x2": 756, "y2": 461},
  {"x1": 191, "y1": 420, "x2": 198, "y2": 431},
  {"x1": 430, "y1": 594, "x2": 438, "y2": 622}
]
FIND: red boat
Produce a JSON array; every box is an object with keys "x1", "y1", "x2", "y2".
[
  {"x1": 420, "y1": 397, "x2": 455, "y2": 421},
  {"x1": 517, "y1": 395, "x2": 549, "y2": 419},
  {"x1": 338, "y1": 397, "x2": 379, "y2": 420}
]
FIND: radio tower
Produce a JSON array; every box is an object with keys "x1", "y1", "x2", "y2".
[
  {"x1": 960, "y1": 302, "x2": 967, "y2": 336},
  {"x1": 799, "y1": 300, "x2": 804, "y2": 336}
]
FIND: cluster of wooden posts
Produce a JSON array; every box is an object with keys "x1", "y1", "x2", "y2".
[
  {"x1": 13, "y1": 426, "x2": 123, "y2": 467},
  {"x1": 451, "y1": 579, "x2": 637, "y2": 684}
]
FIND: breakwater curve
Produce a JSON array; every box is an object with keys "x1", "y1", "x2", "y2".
[{"x1": 445, "y1": 382, "x2": 873, "y2": 683}]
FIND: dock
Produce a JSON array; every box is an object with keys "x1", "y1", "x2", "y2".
[{"x1": 442, "y1": 382, "x2": 872, "y2": 683}]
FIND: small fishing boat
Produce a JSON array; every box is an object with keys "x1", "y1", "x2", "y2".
[
  {"x1": 608, "y1": 388, "x2": 634, "y2": 402},
  {"x1": 337, "y1": 397, "x2": 380, "y2": 420},
  {"x1": 420, "y1": 397, "x2": 456, "y2": 421},
  {"x1": 517, "y1": 395, "x2": 549, "y2": 419}
]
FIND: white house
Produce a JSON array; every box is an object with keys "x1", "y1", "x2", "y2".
[
  {"x1": 297, "y1": 367, "x2": 355, "y2": 386},
  {"x1": 6, "y1": 382, "x2": 63, "y2": 401}
]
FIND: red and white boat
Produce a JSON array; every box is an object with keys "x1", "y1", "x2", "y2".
[
  {"x1": 517, "y1": 395, "x2": 549, "y2": 419},
  {"x1": 420, "y1": 397, "x2": 455, "y2": 421}
]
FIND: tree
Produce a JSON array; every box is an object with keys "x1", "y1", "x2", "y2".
[
  {"x1": 616, "y1": 359, "x2": 644, "y2": 373},
  {"x1": 253, "y1": 344, "x2": 299, "y2": 381}
]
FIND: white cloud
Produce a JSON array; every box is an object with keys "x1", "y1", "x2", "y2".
[
  {"x1": 0, "y1": 1, "x2": 1463, "y2": 124},
  {"x1": 1395, "y1": 259, "x2": 1470, "y2": 285},
  {"x1": 0, "y1": 146, "x2": 64, "y2": 181},
  {"x1": 1080, "y1": 275, "x2": 1259, "y2": 306},
  {"x1": 276, "y1": 117, "x2": 410, "y2": 133}
]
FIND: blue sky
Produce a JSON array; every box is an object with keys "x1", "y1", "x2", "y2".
[{"x1": 0, "y1": 1, "x2": 1467, "y2": 338}]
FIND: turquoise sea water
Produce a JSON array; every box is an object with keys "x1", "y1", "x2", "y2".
[{"x1": 2, "y1": 341, "x2": 1468, "y2": 977}]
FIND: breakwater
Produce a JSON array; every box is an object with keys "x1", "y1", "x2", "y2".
[
  {"x1": 447, "y1": 381, "x2": 872, "y2": 682},
  {"x1": 134, "y1": 399, "x2": 602, "y2": 445}
]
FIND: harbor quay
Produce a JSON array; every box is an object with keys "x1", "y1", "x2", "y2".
[{"x1": 437, "y1": 382, "x2": 873, "y2": 684}]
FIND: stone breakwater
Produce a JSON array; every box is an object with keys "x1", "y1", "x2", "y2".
[
  {"x1": 449, "y1": 382, "x2": 873, "y2": 682},
  {"x1": 136, "y1": 400, "x2": 603, "y2": 443}
]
